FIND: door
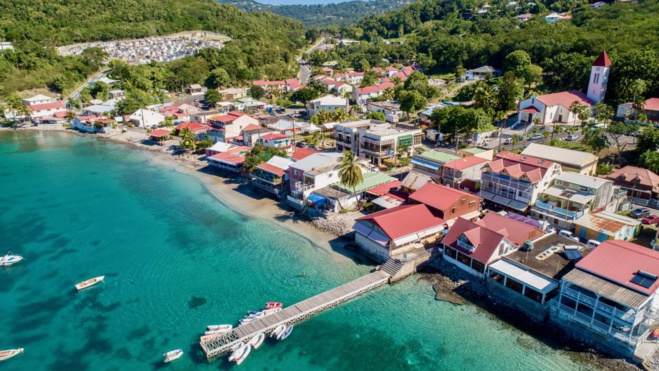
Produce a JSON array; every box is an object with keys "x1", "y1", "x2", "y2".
[
  {"x1": 579, "y1": 227, "x2": 587, "y2": 240},
  {"x1": 558, "y1": 115, "x2": 563, "y2": 122}
]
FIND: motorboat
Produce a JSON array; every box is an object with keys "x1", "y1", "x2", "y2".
[
  {"x1": 264, "y1": 302, "x2": 282, "y2": 310},
  {"x1": 270, "y1": 324, "x2": 286, "y2": 338},
  {"x1": 228, "y1": 343, "x2": 248, "y2": 363},
  {"x1": 235, "y1": 344, "x2": 251, "y2": 365},
  {"x1": 0, "y1": 252, "x2": 23, "y2": 267},
  {"x1": 75, "y1": 276, "x2": 105, "y2": 291},
  {"x1": 206, "y1": 324, "x2": 232, "y2": 332},
  {"x1": 262, "y1": 308, "x2": 281, "y2": 316},
  {"x1": 240, "y1": 312, "x2": 265, "y2": 324},
  {"x1": 248, "y1": 333, "x2": 265, "y2": 350},
  {"x1": 162, "y1": 349, "x2": 183, "y2": 363},
  {"x1": 278, "y1": 325, "x2": 294, "y2": 340},
  {"x1": 0, "y1": 348, "x2": 23, "y2": 362}
]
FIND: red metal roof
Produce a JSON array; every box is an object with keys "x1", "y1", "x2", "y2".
[
  {"x1": 443, "y1": 156, "x2": 488, "y2": 171},
  {"x1": 365, "y1": 180, "x2": 402, "y2": 197},
  {"x1": 409, "y1": 183, "x2": 480, "y2": 212},
  {"x1": 520, "y1": 106, "x2": 541, "y2": 113},
  {"x1": 253, "y1": 80, "x2": 285, "y2": 86},
  {"x1": 256, "y1": 163, "x2": 287, "y2": 176},
  {"x1": 209, "y1": 146, "x2": 250, "y2": 165},
  {"x1": 356, "y1": 81, "x2": 395, "y2": 95},
  {"x1": 27, "y1": 101, "x2": 65, "y2": 111},
  {"x1": 536, "y1": 90, "x2": 594, "y2": 108},
  {"x1": 291, "y1": 148, "x2": 319, "y2": 161},
  {"x1": 176, "y1": 122, "x2": 206, "y2": 132},
  {"x1": 643, "y1": 97, "x2": 659, "y2": 111},
  {"x1": 211, "y1": 111, "x2": 245, "y2": 123},
  {"x1": 486, "y1": 151, "x2": 554, "y2": 183},
  {"x1": 260, "y1": 133, "x2": 289, "y2": 141},
  {"x1": 606, "y1": 166, "x2": 659, "y2": 193},
  {"x1": 442, "y1": 217, "x2": 505, "y2": 265},
  {"x1": 476, "y1": 212, "x2": 544, "y2": 246},
  {"x1": 592, "y1": 51, "x2": 612, "y2": 67},
  {"x1": 356, "y1": 204, "x2": 445, "y2": 240},
  {"x1": 576, "y1": 240, "x2": 659, "y2": 295},
  {"x1": 150, "y1": 129, "x2": 171, "y2": 137}
]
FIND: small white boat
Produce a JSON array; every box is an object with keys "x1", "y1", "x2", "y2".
[
  {"x1": 206, "y1": 324, "x2": 232, "y2": 332},
  {"x1": 270, "y1": 324, "x2": 286, "y2": 338},
  {"x1": 200, "y1": 334, "x2": 222, "y2": 342},
  {"x1": 0, "y1": 252, "x2": 23, "y2": 267},
  {"x1": 278, "y1": 325, "x2": 294, "y2": 340},
  {"x1": 205, "y1": 329, "x2": 230, "y2": 335},
  {"x1": 248, "y1": 333, "x2": 265, "y2": 350},
  {"x1": 228, "y1": 343, "x2": 248, "y2": 362},
  {"x1": 162, "y1": 349, "x2": 183, "y2": 363},
  {"x1": 235, "y1": 343, "x2": 251, "y2": 366},
  {"x1": 75, "y1": 276, "x2": 105, "y2": 291},
  {"x1": 0, "y1": 348, "x2": 24, "y2": 362},
  {"x1": 262, "y1": 308, "x2": 281, "y2": 316}
]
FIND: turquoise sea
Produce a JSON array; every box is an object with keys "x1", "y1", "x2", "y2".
[{"x1": 0, "y1": 131, "x2": 597, "y2": 370}]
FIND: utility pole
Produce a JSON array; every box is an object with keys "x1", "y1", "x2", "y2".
[{"x1": 498, "y1": 117, "x2": 507, "y2": 152}]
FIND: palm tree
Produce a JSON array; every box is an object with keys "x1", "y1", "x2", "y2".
[
  {"x1": 338, "y1": 150, "x2": 366, "y2": 209},
  {"x1": 179, "y1": 127, "x2": 196, "y2": 152},
  {"x1": 332, "y1": 108, "x2": 349, "y2": 123},
  {"x1": 569, "y1": 101, "x2": 582, "y2": 126},
  {"x1": 65, "y1": 110, "x2": 76, "y2": 125},
  {"x1": 550, "y1": 124, "x2": 563, "y2": 141},
  {"x1": 510, "y1": 134, "x2": 519, "y2": 150}
]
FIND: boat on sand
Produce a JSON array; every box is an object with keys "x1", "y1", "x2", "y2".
[{"x1": 75, "y1": 276, "x2": 105, "y2": 291}]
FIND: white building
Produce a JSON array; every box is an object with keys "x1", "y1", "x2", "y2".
[
  {"x1": 22, "y1": 94, "x2": 57, "y2": 106},
  {"x1": 587, "y1": 51, "x2": 611, "y2": 104},
  {"x1": 129, "y1": 109, "x2": 166, "y2": 128},
  {"x1": 462, "y1": 66, "x2": 502, "y2": 81},
  {"x1": 366, "y1": 101, "x2": 403, "y2": 123},
  {"x1": 306, "y1": 95, "x2": 349, "y2": 116}
]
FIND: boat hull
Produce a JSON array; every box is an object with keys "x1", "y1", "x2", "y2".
[
  {"x1": 75, "y1": 276, "x2": 105, "y2": 291},
  {"x1": 0, "y1": 348, "x2": 24, "y2": 362}
]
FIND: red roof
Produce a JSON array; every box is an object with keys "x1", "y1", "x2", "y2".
[
  {"x1": 442, "y1": 217, "x2": 505, "y2": 265},
  {"x1": 211, "y1": 111, "x2": 246, "y2": 124},
  {"x1": 356, "y1": 204, "x2": 445, "y2": 240},
  {"x1": 443, "y1": 156, "x2": 488, "y2": 171},
  {"x1": 53, "y1": 111, "x2": 68, "y2": 118},
  {"x1": 385, "y1": 66, "x2": 398, "y2": 71},
  {"x1": 606, "y1": 166, "x2": 659, "y2": 193},
  {"x1": 176, "y1": 122, "x2": 206, "y2": 132},
  {"x1": 27, "y1": 101, "x2": 66, "y2": 111},
  {"x1": 643, "y1": 98, "x2": 659, "y2": 111},
  {"x1": 576, "y1": 240, "x2": 659, "y2": 295},
  {"x1": 356, "y1": 82, "x2": 394, "y2": 95},
  {"x1": 365, "y1": 180, "x2": 403, "y2": 197},
  {"x1": 486, "y1": 151, "x2": 553, "y2": 183},
  {"x1": 150, "y1": 129, "x2": 171, "y2": 137},
  {"x1": 291, "y1": 148, "x2": 319, "y2": 161},
  {"x1": 253, "y1": 80, "x2": 285, "y2": 86},
  {"x1": 260, "y1": 133, "x2": 289, "y2": 141},
  {"x1": 476, "y1": 212, "x2": 544, "y2": 246},
  {"x1": 520, "y1": 106, "x2": 541, "y2": 113},
  {"x1": 409, "y1": 183, "x2": 480, "y2": 212},
  {"x1": 592, "y1": 51, "x2": 612, "y2": 67},
  {"x1": 256, "y1": 163, "x2": 287, "y2": 176},
  {"x1": 536, "y1": 91, "x2": 594, "y2": 108},
  {"x1": 209, "y1": 146, "x2": 250, "y2": 165}
]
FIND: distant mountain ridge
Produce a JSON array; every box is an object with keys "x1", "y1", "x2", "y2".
[{"x1": 218, "y1": 0, "x2": 414, "y2": 27}]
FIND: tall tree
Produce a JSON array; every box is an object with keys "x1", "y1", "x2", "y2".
[
  {"x1": 337, "y1": 150, "x2": 366, "y2": 209},
  {"x1": 249, "y1": 86, "x2": 266, "y2": 100},
  {"x1": 399, "y1": 90, "x2": 427, "y2": 117},
  {"x1": 179, "y1": 127, "x2": 196, "y2": 152},
  {"x1": 204, "y1": 89, "x2": 221, "y2": 108}
]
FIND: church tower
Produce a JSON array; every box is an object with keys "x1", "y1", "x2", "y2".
[{"x1": 587, "y1": 51, "x2": 611, "y2": 103}]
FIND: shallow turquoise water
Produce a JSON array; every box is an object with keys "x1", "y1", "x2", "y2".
[{"x1": 0, "y1": 131, "x2": 595, "y2": 370}]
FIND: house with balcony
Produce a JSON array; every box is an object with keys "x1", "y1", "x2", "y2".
[
  {"x1": 354, "y1": 204, "x2": 445, "y2": 263},
  {"x1": 574, "y1": 211, "x2": 640, "y2": 242},
  {"x1": 529, "y1": 172, "x2": 614, "y2": 230},
  {"x1": 287, "y1": 152, "x2": 344, "y2": 204},
  {"x1": 207, "y1": 146, "x2": 251, "y2": 173},
  {"x1": 441, "y1": 156, "x2": 489, "y2": 192},
  {"x1": 354, "y1": 81, "x2": 395, "y2": 105},
  {"x1": 307, "y1": 95, "x2": 349, "y2": 116},
  {"x1": 256, "y1": 133, "x2": 294, "y2": 152},
  {"x1": 480, "y1": 151, "x2": 562, "y2": 212},
  {"x1": 207, "y1": 111, "x2": 260, "y2": 143},
  {"x1": 251, "y1": 156, "x2": 292, "y2": 199},
  {"x1": 411, "y1": 150, "x2": 460, "y2": 180},
  {"x1": 335, "y1": 120, "x2": 423, "y2": 166},
  {"x1": 605, "y1": 166, "x2": 659, "y2": 207},
  {"x1": 553, "y1": 240, "x2": 659, "y2": 359},
  {"x1": 409, "y1": 183, "x2": 482, "y2": 224},
  {"x1": 308, "y1": 172, "x2": 397, "y2": 213},
  {"x1": 521, "y1": 143, "x2": 598, "y2": 176}
]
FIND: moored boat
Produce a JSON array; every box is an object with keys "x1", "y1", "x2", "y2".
[
  {"x1": 0, "y1": 348, "x2": 24, "y2": 362},
  {"x1": 262, "y1": 308, "x2": 281, "y2": 316},
  {"x1": 162, "y1": 349, "x2": 183, "y2": 363},
  {"x1": 0, "y1": 252, "x2": 23, "y2": 267},
  {"x1": 228, "y1": 343, "x2": 248, "y2": 362},
  {"x1": 75, "y1": 276, "x2": 105, "y2": 291},
  {"x1": 278, "y1": 325, "x2": 294, "y2": 340},
  {"x1": 270, "y1": 324, "x2": 286, "y2": 338},
  {"x1": 248, "y1": 333, "x2": 265, "y2": 350},
  {"x1": 235, "y1": 343, "x2": 251, "y2": 366},
  {"x1": 264, "y1": 301, "x2": 282, "y2": 309},
  {"x1": 206, "y1": 324, "x2": 232, "y2": 332}
]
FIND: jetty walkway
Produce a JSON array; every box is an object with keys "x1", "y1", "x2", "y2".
[{"x1": 200, "y1": 270, "x2": 391, "y2": 360}]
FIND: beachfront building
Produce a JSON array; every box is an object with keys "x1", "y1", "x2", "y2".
[
  {"x1": 574, "y1": 211, "x2": 641, "y2": 242},
  {"x1": 409, "y1": 183, "x2": 481, "y2": 224},
  {"x1": 529, "y1": 172, "x2": 614, "y2": 230},
  {"x1": 521, "y1": 143, "x2": 598, "y2": 176},
  {"x1": 440, "y1": 156, "x2": 490, "y2": 192},
  {"x1": 129, "y1": 109, "x2": 165, "y2": 128},
  {"x1": 306, "y1": 95, "x2": 349, "y2": 116},
  {"x1": 207, "y1": 146, "x2": 251, "y2": 173},
  {"x1": 480, "y1": 151, "x2": 562, "y2": 212},
  {"x1": 207, "y1": 111, "x2": 259, "y2": 143},
  {"x1": 605, "y1": 166, "x2": 659, "y2": 207},
  {"x1": 256, "y1": 133, "x2": 294, "y2": 152},
  {"x1": 308, "y1": 172, "x2": 396, "y2": 213},
  {"x1": 411, "y1": 150, "x2": 460, "y2": 180},
  {"x1": 334, "y1": 120, "x2": 423, "y2": 166},
  {"x1": 205, "y1": 141, "x2": 236, "y2": 157},
  {"x1": 175, "y1": 122, "x2": 207, "y2": 140},
  {"x1": 287, "y1": 152, "x2": 344, "y2": 204},
  {"x1": 353, "y1": 204, "x2": 445, "y2": 263},
  {"x1": 251, "y1": 156, "x2": 292, "y2": 199},
  {"x1": 553, "y1": 240, "x2": 659, "y2": 359}
]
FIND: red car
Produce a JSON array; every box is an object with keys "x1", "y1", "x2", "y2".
[{"x1": 641, "y1": 215, "x2": 659, "y2": 224}]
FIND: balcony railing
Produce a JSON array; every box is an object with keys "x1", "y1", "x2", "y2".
[
  {"x1": 482, "y1": 172, "x2": 533, "y2": 191},
  {"x1": 361, "y1": 147, "x2": 394, "y2": 156},
  {"x1": 534, "y1": 200, "x2": 584, "y2": 220},
  {"x1": 563, "y1": 287, "x2": 639, "y2": 324}
]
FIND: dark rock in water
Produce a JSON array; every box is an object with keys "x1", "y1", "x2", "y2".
[
  {"x1": 433, "y1": 283, "x2": 465, "y2": 305},
  {"x1": 188, "y1": 296, "x2": 207, "y2": 309},
  {"x1": 127, "y1": 325, "x2": 151, "y2": 341}
]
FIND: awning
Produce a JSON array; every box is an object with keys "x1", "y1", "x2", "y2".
[
  {"x1": 480, "y1": 191, "x2": 496, "y2": 201},
  {"x1": 411, "y1": 158, "x2": 440, "y2": 171},
  {"x1": 460, "y1": 210, "x2": 482, "y2": 220},
  {"x1": 489, "y1": 259, "x2": 558, "y2": 294},
  {"x1": 508, "y1": 200, "x2": 529, "y2": 211},
  {"x1": 371, "y1": 196, "x2": 404, "y2": 209},
  {"x1": 493, "y1": 195, "x2": 512, "y2": 206},
  {"x1": 520, "y1": 106, "x2": 540, "y2": 113},
  {"x1": 307, "y1": 193, "x2": 326, "y2": 204}
]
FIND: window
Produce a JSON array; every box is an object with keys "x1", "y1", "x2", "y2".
[
  {"x1": 594, "y1": 73, "x2": 600, "y2": 84},
  {"x1": 451, "y1": 207, "x2": 456, "y2": 214},
  {"x1": 445, "y1": 246, "x2": 458, "y2": 259}
]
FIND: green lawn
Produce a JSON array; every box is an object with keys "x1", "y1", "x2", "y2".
[{"x1": 550, "y1": 140, "x2": 593, "y2": 152}]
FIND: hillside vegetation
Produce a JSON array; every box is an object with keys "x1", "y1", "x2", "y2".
[{"x1": 0, "y1": 0, "x2": 306, "y2": 97}]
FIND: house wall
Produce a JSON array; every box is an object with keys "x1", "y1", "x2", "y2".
[
  {"x1": 485, "y1": 279, "x2": 549, "y2": 321},
  {"x1": 518, "y1": 96, "x2": 548, "y2": 124},
  {"x1": 306, "y1": 170, "x2": 341, "y2": 197},
  {"x1": 355, "y1": 232, "x2": 390, "y2": 263}
]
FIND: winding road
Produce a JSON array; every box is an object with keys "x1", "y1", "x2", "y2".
[{"x1": 297, "y1": 37, "x2": 327, "y2": 85}]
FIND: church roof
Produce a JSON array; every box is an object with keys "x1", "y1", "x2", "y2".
[{"x1": 592, "y1": 51, "x2": 611, "y2": 67}]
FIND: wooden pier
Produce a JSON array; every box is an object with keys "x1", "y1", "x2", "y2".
[{"x1": 200, "y1": 270, "x2": 391, "y2": 360}]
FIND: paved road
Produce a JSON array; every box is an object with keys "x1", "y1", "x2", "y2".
[
  {"x1": 68, "y1": 68, "x2": 111, "y2": 102},
  {"x1": 297, "y1": 37, "x2": 327, "y2": 85}
]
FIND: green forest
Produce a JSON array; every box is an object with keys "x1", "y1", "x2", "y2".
[
  {"x1": 0, "y1": 0, "x2": 306, "y2": 98},
  {"x1": 330, "y1": 0, "x2": 659, "y2": 103},
  {"x1": 218, "y1": 0, "x2": 414, "y2": 28}
]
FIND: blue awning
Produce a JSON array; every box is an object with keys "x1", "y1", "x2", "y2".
[
  {"x1": 411, "y1": 158, "x2": 440, "y2": 170},
  {"x1": 307, "y1": 193, "x2": 326, "y2": 205}
]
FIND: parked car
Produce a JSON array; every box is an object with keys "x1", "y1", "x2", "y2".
[
  {"x1": 641, "y1": 215, "x2": 659, "y2": 224},
  {"x1": 565, "y1": 134, "x2": 580, "y2": 141},
  {"x1": 529, "y1": 134, "x2": 543, "y2": 141},
  {"x1": 558, "y1": 230, "x2": 579, "y2": 242},
  {"x1": 295, "y1": 142, "x2": 306, "y2": 148},
  {"x1": 630, "y1": 208, "x2": 651, "y2": 219},
  {"x1": 586, "y1": 240, "x2": 601, "y2": 248},
  {"x1": 504, "y1": 138, "x2": 511, "y2": 145}
]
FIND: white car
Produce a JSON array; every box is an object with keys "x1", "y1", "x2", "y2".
[{"x1": 558, "y1": 230, "x2": 579, "y2": 242}]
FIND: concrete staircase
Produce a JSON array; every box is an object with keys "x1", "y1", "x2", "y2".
[{"x1": 380, "y1": 259, "x2": 405, "y2": 277}]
